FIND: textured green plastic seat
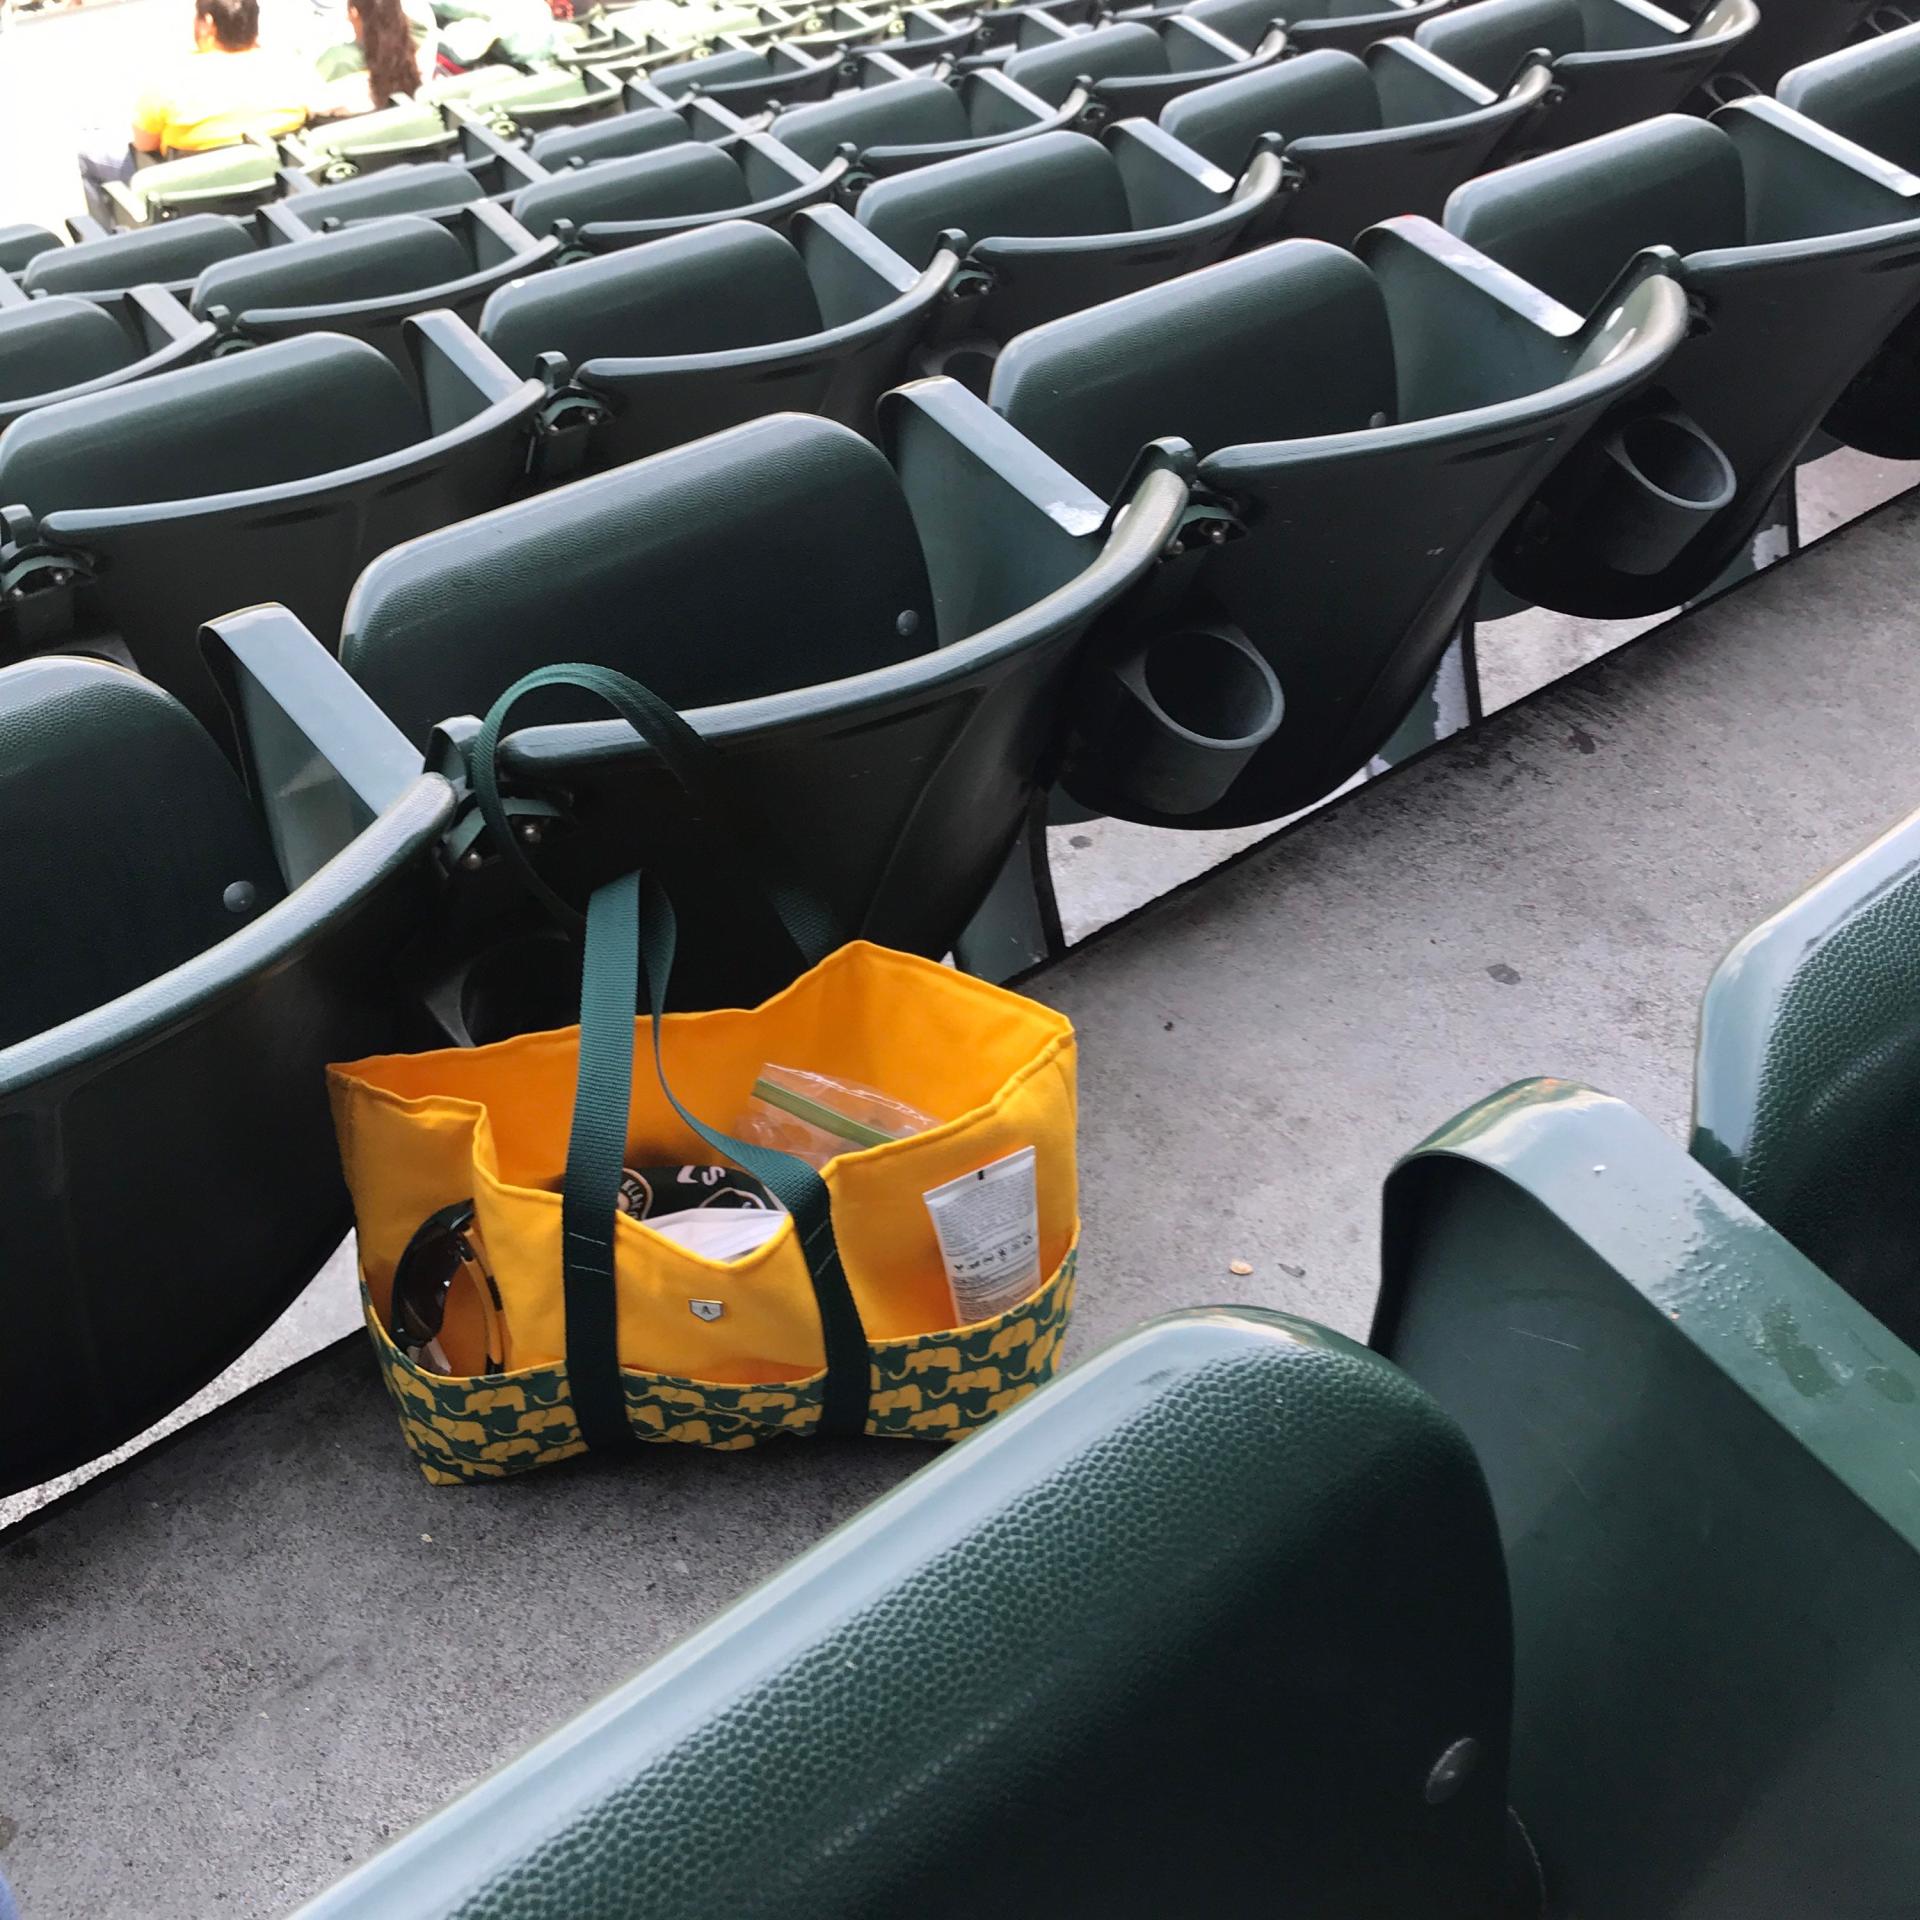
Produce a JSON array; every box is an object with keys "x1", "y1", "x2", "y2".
[
  {"x1": 1186, "y1": 0, "x2": 1451, "y2": 55},
  {"x1": 189, "y1": 204, "x2": 559, "y2": 378},
  {"x1": 456, "y1": 61, "x2": 627, "y2": 134},
  {"x1": 857, "y1": 124, "x2": 1284, "y2": 366},
  {"x1": 1415, "y1": 0, "x2": 1758, "y2": 155},
  {"x1": 0, "y1": 224, "x2": 61, "y2": 277},
  {"x1": 479, "y1": 208, "x2": 954, "y2": 462},
  {"x1": 511, "y1": 133, "x2": 843, "y2": 252},
  {"x1": 1777, "y1": 25, "x2": 1920, "y2": 457},
  {"x1": 224, "y1": 385, "x2": 1183, "y2": 1022},
  {"x1": 1160, "y1": 40, "x2": 1552, "y2": 245},
  {"x1": 0, "y1": 322, "x2": 543, "y2": 741},
  {"x1": 279, "y1": 159, "x2": 490, "y2": 227},
  {"x1": 0, "y1": 653, "x2": 451, "y2": 1498},
  {"x1": 643, "y1": 36, "x2": 842, "y2": 110},
  {"x1": 105, "y1": 143, "x2": 283, "y2": 229},
  {"x1": 1451, "y1": 104, "x2": 1920, "y2": 617},
  {"x1": 999, "y1": 15, "x2": 1288, "y2": 130},
  {"x1": 769, "y1": 68, "x2": 1078, "y2": 180},
  {"x1": 290, "y1": 100, "x2": 461, "y2": 179},
  {"x1": 22, "y1": 214, "x2": 263, "y2": 297},
  {"x1": 0, "y1": 288, "x2": 215, "y2": 430},
  {"x1": 527, "y1": 101, "x2": 699, "y2": 168},
  {"x1": 294, "y1": 1311, "x2": 1519, "y2": 1920},
  {"x1": 991, "y1": 225, "x2": 1685, "y2": 826},
  {"x1": 1377, "y1": 806, "x2": 1920, "y2": 1917}
]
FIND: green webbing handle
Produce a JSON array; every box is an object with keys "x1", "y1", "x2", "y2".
[{"x1": 471, "y1": 664, "x2": 870, "y2": 1450}]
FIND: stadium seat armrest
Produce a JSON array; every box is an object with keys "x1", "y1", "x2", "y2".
[
  {"x1": 404, "y1": 309, "x2": 535, "y2": 433},
  {"x1": 203, "y1": 604, "x2": 427, "y2": 889}
]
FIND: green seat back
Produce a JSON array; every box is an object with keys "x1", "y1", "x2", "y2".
[
  {"x1": 339, "y1": 413, "x2": 936, "y2": 748},
  {"x1": 1693, "y1": 805, "x2": 1920, "y2": 1347},
  {"x1": 0, "y1": 332, "x2": 418, "y2": 512},
  {"x1": 0, "y1": 223, "x2": 61, "y2": 276},
  {"x1": 0, "y1": 658, "x2": 284, "y2": 1048},
  {"x1": 1778, "y1": 23, "x2": 1920, "y2": 173},
  {"x1": 130, "y1": 143, "x2": 280, "y2": 215},
  {"x1": 512, "y1": 142, "x2": 749, "y2": 239},
  {"x1": 1160, "y1": 47, "x2": 1383, "y2": 171},
  {"x1": 771, "y1": 76, "x2": 973, "y2": 170},
  {"x1": 285, "y1": 161, "x2": 485, "y2": 227},
  {"x1": 296, "y1": 1311, "x2": 1516, "y2": 1920},
  {"x1": 1003, "y1": 21, "x2": 1172, "y2": 107},
  {"x1": 21, "y1": 214, "x2": 257, "y2": 295},
  {"x1": 467, "y1": 66, "x2": 592, "y2": 108},
  {"x1": 191, "y1": 216, "x2": 473, "y2": 317},
  {"x1": 858, "y1": 130, "x2": 1132, "y2": 266},
  {"x1": 304, "y1": 101, "x2": 450, "y2": 156},
  {"x1": 527, "y1": 105, "x2": 692, "y2": 170},
  {"x1": 0, "y1": 297, "x2": 138, "y2": 406},
  {"x1": 480, "y1": 219, "x2": 819, "y2": 373},
  {"x1": 1417, "y1": 0, "x2": 1584, "y2": 87}
]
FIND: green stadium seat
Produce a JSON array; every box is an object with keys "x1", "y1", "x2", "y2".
[
  {"x1": 479, "y1": 207, "x2": 953, "y2": 464},
  {"x1": 1377, "y1": 804, "x2": 1920, "y2": 1916},
  {"x1": 1415, "y1": 0, "x2": 1759, "y2": 155},
  {"x1": 1001, "y1": 16, "x2": 1287, "y2": 130},
  {"x1": 642, "y1": 36, "x2": 842, "y2": 111},
  {"x1": 1450, "y1": 105, "x2": 1920, "y2": 617},
  {"x1": 21, "y1": 214, "x2": 264, "y2": 299},
  {"x1": 856, "y1": 124, "x2": 1284, "y2": 367},
  {"x1": 510, "y1": 133, "x2": 844, "y2": 252},
  {"x1": 0, "y1": 321, "x2": 543, "y2": 742},
  {"x1": 0, "y1": 288, "x2": 216, "y2": 430},
  {"x1": 285, "y1": 99, "x2": 462, "y2": 180},
  {"x1": 1679, "y1": 0, "x2": 1877, "y2": 94},
  {"x1": 218, "y1": 384, "x2": 1183, "y2": 1024},
  {"x1": 104, "y1": 143, "x2": 282, "y2": 230},
  {"x1": 293, "y1": 1310, "x2": 1522, "y2": 1919},
  {"x1": 447, "y1": 62, "x2": 628, "y2": 136},
  {"x1": 0, "y1": 652, "x2": 452, "y2": 1498},
  {"x1": 1160, "y1": 39, "x2": 1552, "y2": 245},
  {"x1": 990, "y1": 225, "x2": 1686, "y2": 826},
  {"x1": 527, "y1": 101, "x2": 701, "y2": 169},
  {"x1": 0, "y1": 224, "x2": 62, "y2": 277},
  {"x1": 1184, "y1": 0, "x2": 1452, "y2": 55},
  {"x1": 1776, "y1": 25, "x2": 1920, "y2": 458},
  {"x1": 189, "y1": 204, "x2": 559, "y2": 379}
]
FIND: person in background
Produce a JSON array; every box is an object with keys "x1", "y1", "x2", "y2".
[
  {"x1": 308, "y1": 0, "x2": 428, "y2": 115},
  {"x1": 75, "y1": 0, "x2": 310, "y2": 225}
]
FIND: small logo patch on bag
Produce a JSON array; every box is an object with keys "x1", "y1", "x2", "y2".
[{"x1": 689, "y1": 1299, "x2": 725, "y2": 1322}]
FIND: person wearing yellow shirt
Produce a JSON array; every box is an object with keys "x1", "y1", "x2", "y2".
[{"x1": 77, "y1": 0, "x2": 311, "y2": 225}]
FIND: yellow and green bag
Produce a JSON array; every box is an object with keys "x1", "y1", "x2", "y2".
[{"x1": 329, "y1": 665, "x2": 1078, "y2": 1484}]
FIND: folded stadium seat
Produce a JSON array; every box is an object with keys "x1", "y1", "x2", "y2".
[
  {"x1": 0, "y1": 320, "x2": 544, "y2": 742},
  {"x1": 1678, "y1": 0, "x2": 1878, "y2": 95},
  {"x1": 103, "y1": 143, "x2": 283, "y2": 230},
  {"x1": 999, "y1": 16, "x2": 1288, "y2": 131},
  {"x1": 1777, "y1": 25, "x2": 1920, "y2": 457},
  {"x1": 1377, "y1": 804, "x2": 1920, "y2": 1918},
  {"x1": 442, "y1": 62, "x2": 628, "y2": 138},
  {"x1": 217, "y1": 385, "x2": 1183, "y2": 1024},
  {"x1": 851, "y1": 0, "x2": 1007, "y2": 68},
  {"x1": 1159, "y1": 40, "x2": 1552, "y2": 244},
  {"x1": 855, "y1": 124, "x2": 1284, "y2": 376},
  {"x1": 0, "y1": 653, "x2": 451, "y2": 1499},
  {"x1": 479, "y1": 208, "x2": 956, "y2": 465},
  {"x1": 1182, "y1": 0, "x2": 1453, "y2": 55},
  {"x1": 276, "y1": 128, "x2": 549, "y2": 229},
  {"x1": 0, "y1": 288, "x2": 217, "y2": 431},
  {"x1": 0, "y1": 224, "x2": 61, "y2": 277},
  {"x1": 768, "y1": 68, "x2": 1081, "y2": 182},
  {"x1": 1449, "y1": 104, "x2": 1920, "y2": 617},
  {"x1": 527, "y1": 100, "x2": 704, "y2": 168},
  {"x1": 1414, "y1": 0, "x2": 1758, "y2": 155},
  {"x1": 283, "y1": 99, "x2": 463, "y2": 181},
  {"x1": 18, "y1": 212, "x2": 269, "y2": 299},
  {"x1": 188, "y1": 204, "x2": 560, "y2": 380},
  {"x1": 296, "y1": 1311, "x2": 1527, "y2": 1920},
  {"x1": 641, "y1": 36, "x2": 843, "y2": 111},
  {"x1": 510, "y1": 133, "x2": 845, "y2": 253},
  {"x1": 990, "y1": 227, "x2": 1685, "y2": 827}
]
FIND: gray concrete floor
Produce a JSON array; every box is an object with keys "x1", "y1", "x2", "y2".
[{"x1": 5, "y1": 482, "x2": 1920, "y2": 1920}]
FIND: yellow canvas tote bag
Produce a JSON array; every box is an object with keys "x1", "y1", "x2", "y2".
[{"x1": 330, "y1": 665, "x2": 1079, "y2": 1483}]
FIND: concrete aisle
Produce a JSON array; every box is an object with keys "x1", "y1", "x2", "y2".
[{"x1": 4, "y1": 490, "x2": 1920, "y2": 1918}]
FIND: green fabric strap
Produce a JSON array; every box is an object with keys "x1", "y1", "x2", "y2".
[{"x1": 472, "y1": 663, "x2": 871, "y2": 1448}]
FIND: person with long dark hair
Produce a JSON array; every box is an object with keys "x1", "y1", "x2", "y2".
[
  {"x1": 308, "y1": 0, "x2": 437, "y2": 116},
  {"x1": 346, "y1": 0, "x2": 423, "y2": 108}
]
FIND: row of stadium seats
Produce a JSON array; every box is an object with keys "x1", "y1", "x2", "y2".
[
  {"x1": 295, "y1": 789, "x2": 1920, "y2": 1918},
  {"x1": 4, "y1": 6, "x2": 1920, "y2": 1499}
]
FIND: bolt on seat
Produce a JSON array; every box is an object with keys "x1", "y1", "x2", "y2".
[
  {"x1": 990, "y1": 224, "x2": 1687, "y2": 826},
  {"x1": 19, "y1": 213, "x2": 267, "y2": 299},
  {"x1": 1776, "y1": 24, "x2": 1920, "y2": 458},
  {"x1": 856, "y1": 124, "x2": 1285, "y2": 371},
  {"x1": 480, "y1": 208, "x2": 955, "y2": 463},
  {"x1": 511, "y1": 132, "x2": 844, "y2": 252},
  {"x1": 103, "y1": 143, "x2": 283, "y2": 229},
  {"x1": 226, "y1": 387, "x2": 1184, "y2": 1025},
  {"x1": 0, "y1": 321, "x2": 544, "y2": 740},
  {"x1": 1160, "y1": 39, "x2": 1553, "y2": 244},
  {"x1": 769, "y1": 68, "x2": 1080, "y2": 181},
  {"x1": 1000, "y1": 16, "x2": 1289, "y2": 131},
  {"x1": 0, "y1": 653, "x2": 452, "y2": 1498},
  {"x1": 1415, "y1": 0, "x2": 1759, "y2": 156},
  {"x1": 1450, "y1": 104, "x2": 1920, "y2": 617},
  {"x1": 0, "y1": 288, "x2": 216, "y2": 431},
  {"x1": 188, "y1": 204, "x2": 560, "y2": 380}
]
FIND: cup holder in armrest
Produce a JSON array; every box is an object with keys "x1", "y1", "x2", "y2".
[
  {"x1": 1590, "y1": 410, "x2": 1736, "y2": 578},
  {"x1": 1065, "y1": 621, "x2": 1285, "y2": 819}
]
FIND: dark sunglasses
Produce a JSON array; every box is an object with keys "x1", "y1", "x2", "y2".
[{"x1": 389, "y1": 1201, "x2": 506, "y2": 1376}]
